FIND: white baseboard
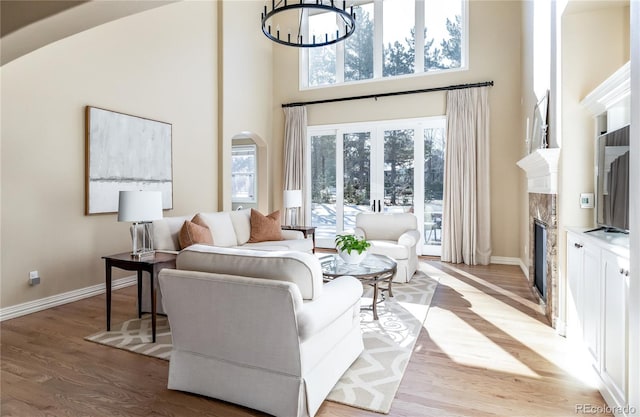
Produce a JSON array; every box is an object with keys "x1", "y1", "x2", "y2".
[
  {"x1": 519, "y1": 258, "x2": 529, "y2": 279},
  {"x1": 490, "y1": 256, "x2": 530, "y2": 279},
  {"x1": 0, "y1": 275, "x2": 136, "y2": 322},
  {"x1": 490, "y1": 256, "x2": 521, "y2": 265}
]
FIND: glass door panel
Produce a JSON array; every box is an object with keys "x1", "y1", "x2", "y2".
[
  {"x1": 383, "y1": 129, "x2": 415, "y2": 213},
  {"x1": 423, "y1": 126, "x2": 445, "y2": 255},
  {"x1": 342, "y1": 132, "x2": 371, "y2": 233},
  {"x1": 308, "y1": 117, "x2": 445, "y2": 254},
  {"x1": 310, "y1": 134, "x2": 337, "y2": 246}
]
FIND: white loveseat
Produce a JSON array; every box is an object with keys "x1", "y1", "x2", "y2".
[
  {"x1": 158, "y1": 245, "x2": 364, "y2": 417},
  {"x1": 354, "y1": 212, "x2": 420, "y2": 283},
  {"x1": 141, "y1": 209, "x2": 313, "y2": 312}
]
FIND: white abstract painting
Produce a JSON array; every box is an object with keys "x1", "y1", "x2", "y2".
[{"x1": 86, "y1": 106, "x2": 172, "y2": 214}]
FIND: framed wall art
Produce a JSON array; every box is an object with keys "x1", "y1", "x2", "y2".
[
  {"x1": 85, "y1": 106, "x2": 173, "y2": 215},
  {"x1": 529, "y1": 90, "x2": 549, "y2": 154}
]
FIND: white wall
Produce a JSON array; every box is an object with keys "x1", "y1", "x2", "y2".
[
  {"x1": 1, "y1": 2, "x2": 218, "y2": 308},
  {"x1": 272, "y1": 0, "x2": 523, "y2": 259},
  {"x1": 220, "y1": 0, "x2": 274, "y2": 213},
  {"x1": 554, "y1": 4, "x2": 629, "y2": 332}
]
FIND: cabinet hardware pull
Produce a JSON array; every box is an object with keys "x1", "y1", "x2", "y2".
[
  {"x1": 620, "y1": 268, "x2": 625, "y2": 274},
  {"x1": 574, "y1": 243, "x2": 583, "y2": 248},
  {"x1": 625, "y1": 270, "x2": 629, "y2": 276}
]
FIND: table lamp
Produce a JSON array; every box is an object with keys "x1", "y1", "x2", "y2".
[
  {"x1": 283, "y1": 189, "x2": 302, "y2": 226},
  {"x1": 118, "y1": 190, "x2": 163, "y2": 258}
]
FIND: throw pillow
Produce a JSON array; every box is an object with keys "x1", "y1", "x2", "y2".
[
  {"x1": 178, "y1": 219, "x2": 213, "y2": 249},
  {"x1": 248, "y1": 209, "x2": 283, "y2": 243}
]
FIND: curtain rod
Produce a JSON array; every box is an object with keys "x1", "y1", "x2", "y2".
[{"x1": 281, "y1": 80, "x2": 494, "y2": 108}]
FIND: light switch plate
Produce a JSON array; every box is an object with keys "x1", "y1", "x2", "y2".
[{"x1": 580, "y1": 193, "x2": 594, "y2": 209}]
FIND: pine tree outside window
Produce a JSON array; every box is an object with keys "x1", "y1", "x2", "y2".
[{"x1": 303, "y1": 0, "x2": 467, "y2": 89}]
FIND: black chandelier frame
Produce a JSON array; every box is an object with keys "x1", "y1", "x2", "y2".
[{"x1": 261, "y1": 0, "x2": 356, "y2": 48}]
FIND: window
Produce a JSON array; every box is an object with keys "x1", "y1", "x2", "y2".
[
  {"x1": 231, "y1": 145, "x2": 257, "y2": 203},
  {"x1": 307, "y1": 116, "x2": 446, "y2": 255},
  {"x1": 304, "y1": 0, "x2": 467, "y2": 88}
]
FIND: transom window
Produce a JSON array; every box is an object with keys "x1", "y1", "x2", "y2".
[{"x1": 302, "y1": 0, "x2": 467, "y2": 88}]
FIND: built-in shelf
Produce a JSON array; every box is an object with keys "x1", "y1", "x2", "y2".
[{"x1": 517, "y1": 148, "x2": 560, "y2": 194}]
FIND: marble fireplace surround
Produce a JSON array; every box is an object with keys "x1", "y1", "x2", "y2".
[{"x1": 517, "y1": 149, "x2": 560, "y2": 325}]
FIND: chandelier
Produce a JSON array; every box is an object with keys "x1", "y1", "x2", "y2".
[{"x1": 261, "y1": 0, "x2": 356, "y2": 48}]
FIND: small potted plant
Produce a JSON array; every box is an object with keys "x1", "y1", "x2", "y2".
[{"x1": 335, "y1": 234, "x2": 371, "y2": 264}]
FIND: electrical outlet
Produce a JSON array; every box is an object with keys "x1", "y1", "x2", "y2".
[{"x1": 29, "y1": 270, "x2": 40, "y2": 286}]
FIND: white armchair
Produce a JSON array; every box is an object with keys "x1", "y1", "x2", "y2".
[
  {"x1": 158, "y1": 245, "x2": 364, "y2": 417},
  {"x1": 354, "y1": 212, "x2": 420, "y2": 283}
]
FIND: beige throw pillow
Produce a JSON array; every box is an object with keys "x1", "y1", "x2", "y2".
[
  {"x1": 178, "y1": 217, "x2": 213, "y2": 249},
  {"x1": 248, "y1": 209, "x2": 283, "y2": 243}
]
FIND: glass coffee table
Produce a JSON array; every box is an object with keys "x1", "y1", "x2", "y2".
[{"x1": 319, "y1": 253, "x2": 397, "y2": 320}]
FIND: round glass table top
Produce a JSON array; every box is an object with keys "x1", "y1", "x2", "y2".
[{"x1": 319, "y1": 253, "x2": 397, "y2": 279}]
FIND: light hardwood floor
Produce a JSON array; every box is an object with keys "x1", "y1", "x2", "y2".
[{"x1": 1, "y1": 260, "x2": 611, "y2": 417}]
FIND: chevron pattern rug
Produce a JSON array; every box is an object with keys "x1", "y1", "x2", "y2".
[{"x1": 85, "y1": 262, "x2": 440, "y2": 414}]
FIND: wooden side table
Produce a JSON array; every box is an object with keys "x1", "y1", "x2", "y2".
[
  {"x1": 102, "y1": 252, "x2": 176, "y2": 343},
  {"x1": 281, "y1": 225, "x2": 317, "y2": 253}
]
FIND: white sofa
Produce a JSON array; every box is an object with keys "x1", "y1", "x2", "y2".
[
  {"x1": 152, "y1": 209, "x2": 313, "y2": 253},
  {"x1": 354, "y1": 212, "x2": 420, "y2": 283},
  {"x1": 158, "y1": 245, "x2": 364, "y2": 417},
  {"x1": 141, "y1": 209, "x2": 313, "y2": 313}
]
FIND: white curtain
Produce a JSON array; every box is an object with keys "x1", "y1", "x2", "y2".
[
  {"x1": 441, "y1": 87, "x2": 491, "y2": 265},
  {"x1": 283, "y1": 106, "x2": 307, "y2": 225}
]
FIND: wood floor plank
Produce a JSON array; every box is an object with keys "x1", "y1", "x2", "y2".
[{"x1": 1, "y1": 259, "x2": 610, "y2": 417}]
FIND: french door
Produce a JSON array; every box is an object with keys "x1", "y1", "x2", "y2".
[{"x1": 307, "y1": 117, "x2": 446, "y2": 256}]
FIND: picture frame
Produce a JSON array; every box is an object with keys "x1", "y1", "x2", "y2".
[
  {"x1": 529, "y1": 90, "x2": 549, "y2": 154},
  {"x1": 85, "y1": 106, "x2": 173, "y2": 215}
]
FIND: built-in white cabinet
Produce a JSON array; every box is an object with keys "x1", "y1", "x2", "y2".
[
  {"x1": 601, "y1": 248, "x2": 629, "y2": 409},
  {"x1": 566, "y1": 228, "x2": 630, "y2": 417},
  {"x1": 583, "y1": 243, "x2": 602, "y2": 366}
]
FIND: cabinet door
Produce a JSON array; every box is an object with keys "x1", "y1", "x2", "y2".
[
  {"x1": 601, "y1": 249, "x2": 628, "y2": 407},
  {"x1": 566, "y1": 233, "x2": 584, "y2": 340},
  {"x1": 582, "y1": 243, "x2": 601, "y2": 368}
]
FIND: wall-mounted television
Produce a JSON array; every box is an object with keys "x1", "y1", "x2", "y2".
[{"x1": 595, "y1": 124, "x2": 630, "y2": 232}]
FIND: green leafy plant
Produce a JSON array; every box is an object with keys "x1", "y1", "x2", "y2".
[{"x1": 335, "y1": 234, "x2": 371, "y2": 255}]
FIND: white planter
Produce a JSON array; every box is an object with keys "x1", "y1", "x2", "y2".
[{"x1": 338, "y1": 249, "x2": 368, "y2": 264}]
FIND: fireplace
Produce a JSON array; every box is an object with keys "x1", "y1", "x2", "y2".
[
  {"x1": 528, "y1": 193, "x2": 557, "y2": 323},
  {"x1": 534, "y1": 220, "x2": 547, "y2": 301},
  {"x1": 517, "y1": 149, "x2": 560, "y2": 327}
]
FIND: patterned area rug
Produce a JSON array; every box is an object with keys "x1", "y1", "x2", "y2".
[
  {"x1": 326, "y1": 262, "x2": 439, "y2": 413},
  {"x1": 85, "y1": 262, "x2": 440, "y2": 415}
]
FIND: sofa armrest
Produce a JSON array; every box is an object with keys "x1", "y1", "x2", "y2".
[
  {"x1": 281, "y1": 229, "x2": 304, "y2": 240},
  {"x1": 398, "y1": 229, "x2": 420, "y2": 247},
  {"x1": 297, "y1": 276, "x2": 363, "y2": 341}
]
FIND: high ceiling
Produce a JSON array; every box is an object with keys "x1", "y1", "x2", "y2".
[
  {"x1": 0, "y1": 0, "x2": 177, "y2": 66},
  {"x1": 0, "y1": 0, "x2": 630, "y2": 66},
  {"x1": 1, "y1": 1, "x2": 87, "y2": 37}
]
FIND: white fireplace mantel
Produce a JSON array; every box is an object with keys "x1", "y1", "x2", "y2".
[{"x1": 517, "y1": 148, "x2": 560, "y2": 194}]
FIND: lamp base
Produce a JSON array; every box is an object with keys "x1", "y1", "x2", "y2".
[
  {"x1": 286, "y1": 208, "x2": 299, "y2": 227},
  {"x1": 131, "y1": 222, "x2": 155, "y2": 259},
  {"x1": 131, "y1": 250, "x2": 156, "y2": 260}
]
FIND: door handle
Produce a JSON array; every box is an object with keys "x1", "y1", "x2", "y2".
[
  {"x1": 371, "y1": 201, "x2": 376, "y2": 212},
  {"x1": 378, "y1": 200, "x2": 382, "y2": 212}
]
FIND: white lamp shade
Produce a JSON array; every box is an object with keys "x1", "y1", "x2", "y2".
[
  {"x1": 283, "y1": 189, "x2": 302, "y2": 208},
  {"x1": 117, "y1": 191, "x2": 163, "y2": 222}
]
